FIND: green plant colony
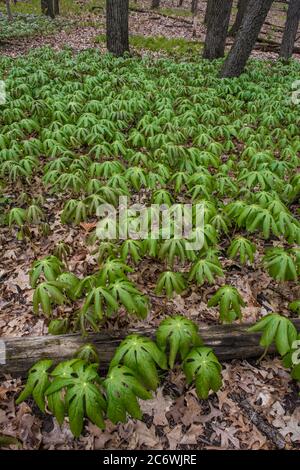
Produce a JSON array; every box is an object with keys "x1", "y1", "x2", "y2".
[
  {"x1": 0, "y1": 14, "x2": 68, "y2": 41},
  {"x1": 0, "y1": 48, "x2": 299, "y2": 434}
]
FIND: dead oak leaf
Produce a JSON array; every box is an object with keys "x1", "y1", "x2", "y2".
[
  {"x1": 134, "y1": 421, "x2": 160, "y2": 449},
  {"x1": 167, "y1": 424, "x2": 182, "y2": 450},
  {"x1": 87, "y1": 421, "x2": 118, "y2": 450},
  {"x1": 180, "y1": 424, "x2": 204, "y2": 445},
  {"x1": 198, "y1": 402, "x2": 223, "y2": 424},
  {"x1": 140, "y1": 388, "x2": 172, "y2": 427},
  {"x1": 278, "y1": 416, "x2": 300, "y2": 443},
  {"x1": 212, "y1": 424, "x2": 240, "y2": 449},
  {"x1": 42, "y1": 420, "x2": 74, "y2": 449},
  {"x1": 80, "y1": 222, "x2": 97, "y2": 232},
  {"x1": 180, "y1": 394, "x2": 203, "y2": 427}
]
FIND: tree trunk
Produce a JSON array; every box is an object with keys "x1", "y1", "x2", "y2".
[
  {"x1": 280, "y1": 0, "x2": 300, "y2": 60},
  {"x1": 54, "y1": 0, "x2": 60, "y2": 15},
  {"x1": 204, "y1": 0, "x2": 213, "y2": 24},
  {"x1": 191, "y1": 0, "x2": 198, "y2": 14},
  {"x1": 192, "y1": 0, "x2": 199, "y2": 37},
  {"x1": 41, "y1": 0, "x2": 55, "y2": 18},
  {"x1": 151, "y1": 0, "x2": 160, "y2": 9},
  {"x1": 221, "y1": 0, "x2": 274, "y2": 77},
  {"x1": 2, "y1": 319, "x2": 300, "y2": 378},
  {"x1": 203, "y1": 0, "x2": 233, "y2": 59},
  {"x1": 229, "y1": 0, "x2": 249, "y2": 36},
  {"x1": 178, "y1": 0, "x2": 184, "y2": 6},
  {"x1": 106, "y1": 0, "x2": 130, "y2": 56},
  {"x1": 41, "y1": 0, "x2": 47, "y2": 14},
  {"x1": 5, "y1": 0, "x2": 13, "y2": 21}
]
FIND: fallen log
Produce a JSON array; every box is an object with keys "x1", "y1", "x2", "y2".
[{"x1": 1, "y1": 319, "x2": 300, "y2": 378}]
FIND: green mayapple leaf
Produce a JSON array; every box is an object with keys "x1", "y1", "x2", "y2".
[
  {"x1": 46, "y1": 361, "x2": 106, "y2": 437},
  {"x1": 155, "y1": 271, "x2": 186, "y2": 298},
  {"x1": 188, "y1": 257, "x2": 224, "y2": 286},
  {"x1": 30, "y1": 255, "x2": 64, "y2": 288},
  {"x1": 103, "y1": 365, "x2": 152, "y2": 424},
  {"x1": 156, "y1": 315, "x2": 202, "y2": 368},
  {"x1": 75, "y1": 343, "x2": 100, "y2": 365},
  {"x1": 227, "y1": 236, "x2": 256, "y2": 265},
  {"x1": 33, "y1": 280, "x2": 68, "y2": 317},
  {"x1": 263, "y1": 248, "x2": 298, "y2": 281},
  {"x1": 208, "y1": 285, "x2": 245, "y2": 323},
  {"x1": 183, "y1": 347, "x2": 222, "y2": 399},
  {"x1": 248, "y1": 313, "x2": 298, "y2": 356},
  {"x1": 109, "y1": 334, "x2": 167, "y2": 390},
  {"x1": 16, "y1": 359, "x2": 53, "y2": 412},
  {"x1": 289, "y1": 300, "x2": 300, "y2": 316},
  {"x1": 48, "y1": 318, "x2": 69, "y2": 335}
]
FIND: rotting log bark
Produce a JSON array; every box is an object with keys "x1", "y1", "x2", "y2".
[{"x1": 1, "y1": 319, "x2": 300, "y2": 378}]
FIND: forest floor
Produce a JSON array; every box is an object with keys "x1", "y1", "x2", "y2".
[
  {"x1": 1, "y1": 358, "x2": 300, "y2": 449},
  {"x1": 0, "y1": 0, "x2": 300, "y2": 452},
  {"x1": 0, "y1": 0, "x2": 299, "y2": 60}
]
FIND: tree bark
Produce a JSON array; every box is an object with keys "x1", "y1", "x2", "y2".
[
  {"x1": 280, "y1": 0, "x2": 300, "y2": 60},
  {"x1": 192, "y1": 0, "x2": 199, "y2": 37},
  {"x1": 204, "y1": 0, "x2": 213, "y2": 24},
  {"x1": 2, "y1": 319, "x2": 300, "y2": 378},
  {"x1": 41, "y1": 0, "x2": 47, "y2": 14},
  {"x1": 229, "y1": 0, "x2": 249, "y2": 36},
  {"x1": 151, "y1": 0, "x2": 160, "y2": 9},
  {"x1": 41, "y1": 0, "x2": 55, "y2": 19},
  {"x1": 221, "y1": 0, "x2": 274, "y2": 77},
  {"x1": 106, "y1": 0, "x2": 130, "y2": 56},
  {"x1": 5, "y1": 0, "x2": 13, "y2": 21},
  {"x1": 178, "y1": 0, "x2": 184, "y2": 6},
  {"x1": 203, "y1": 0, "x2": 233, "y2": 59},
  {"x1": 54, "y1": 0, "x2": 60, "y2": 15},
  {"x1": 191, "y1": 0, "x2": 198, "y2": 14}
]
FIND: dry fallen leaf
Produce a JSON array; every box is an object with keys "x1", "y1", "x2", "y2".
[{"x1": 140, "y1": 388, "x2": 173, "y2": 427}]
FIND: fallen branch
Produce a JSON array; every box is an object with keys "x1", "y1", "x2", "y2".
[
  {"x1": 1, "y1": 319, "x2": 300, "y2": 377},
  {"x1": 128, "y1": 6, "x2": 194, "y2": 25},
  {"x1": 230, "y1": 392, "x2": 286, "y2": 450},
  {"x1": 227, "y1": 35, "x2": 300, "y2": 54}
]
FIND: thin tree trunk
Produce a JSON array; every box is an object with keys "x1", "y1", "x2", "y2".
[
  {"x1": 47, "y1": 0, "x2": 55, "y2": 19},
  {"x1": 41, "y1": 0, "x2": 55, "y2": 18},
  {"x1": 178, "y1": 0, "x2": 184, "y2": 6},
  {"x1": 191, "y1": 0, "x2": 198, "y2": 14},
  {"x1": 203, "y1": 0, "x2": 233, "y2": 59},
  {"x1": 229, "y1": 0, "x2": 249, "y2": 36},
  {"x1": 221, "y1": 0, "x2": 274, "y2": 77},
  {"x1": 6, "y1": 0, "x2": 13, "y2": 21},
  {"x1": 54, "y1": 0, "x2": 60, "y2": 15},
  {"x1": 106, "y1": 0, "x2": 130, "y2": 56},
  {"x1": 151, "y1": 0, "x2": 160, "y2": 8},
  {"x1": 41, "y1": 0, "x2": 47, "y2": 15},
  {"x1": 192, "y1": 0, "x2": 199, "y2": 37},
  {"x1": 280, "y1": 0, "x2": 300, "y2": 60},
  {"x1": 204, "y1": 0, "x2": 213, "y2": 24}
]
